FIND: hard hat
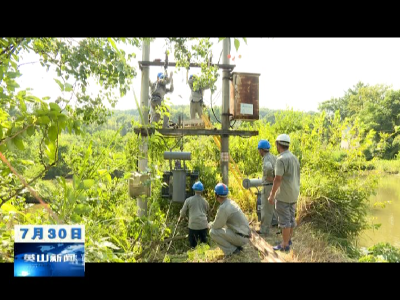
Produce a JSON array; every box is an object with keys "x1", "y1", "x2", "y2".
[
  {"x1": 189, "y1": 75, "x2": 193, "y2": 79},
  {"x1": 192, "y1": 181, "x2": 204, "y2": 191},
  {"x1": 258, "y1": 140, "x2": 270, "y2": 150},
  {"x1": 276, "y1": 134, "x2": 290, "y2": 146},
  {"x1": 157, "y1": 72, "x2": 163, "y2": 79},
  {"x1": 214, "y1": 183, "x2": 229, "y2": 196}
]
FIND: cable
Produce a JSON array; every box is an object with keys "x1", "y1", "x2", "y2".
[{"x1": 209, "y1": 90, "x2": 222, "y2": 124}]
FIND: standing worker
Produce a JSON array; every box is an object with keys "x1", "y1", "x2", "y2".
[
  {"x1": 257, "y1": 139, "x2": 278, "y2": 235},
  {"x1": 149, "y1": 71, "x2": 174, "y2": 128},
  {"x1": 187, "y1": 74, "x2": 209, "y2": 120},
  {"x1": 180, "y1": 181, "x2": 209, "y2": 248},
  {"x1": 208, "y1": 183, "x2": 251, "y2": 258},
  {"x1": 268, "y1": 134, "x2": 300, "y2": 252}
]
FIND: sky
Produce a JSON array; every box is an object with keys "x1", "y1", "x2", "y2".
[{"x1": 15, "y1": 38, "x2": 400, "y2": 113}]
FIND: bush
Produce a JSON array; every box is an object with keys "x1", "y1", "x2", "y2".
[{"x1": 359, "y1": 243, "x2": 400, "y2": 262}]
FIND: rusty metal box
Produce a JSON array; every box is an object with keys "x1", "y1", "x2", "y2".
[{"x1": 230, "y1": 72, "x2": 260, "y2": 121}]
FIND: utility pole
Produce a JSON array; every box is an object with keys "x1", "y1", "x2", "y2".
[
  {"x1": 137, "y1": 39, "x2": 150, "y2": 217},
  {"x1": 221, "y1": 38, "x2": 230, "y2": 185}
]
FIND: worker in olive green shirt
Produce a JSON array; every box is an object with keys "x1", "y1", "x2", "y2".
[
  {"x1": 149, "y1": 71, "x2": 174, "y2": 128},
  {"x1": 180, "y1": 181, "x2": 209, "y2": 248},
  {"x1": 257, "y1": 139, "x2": 278, "y2": 235},
  {"x1": 208, "y1": 183, "x2": 251, "y2": 257},
  {"x1": 268, "y1": 134, "x2": 300, "y2": 252}
]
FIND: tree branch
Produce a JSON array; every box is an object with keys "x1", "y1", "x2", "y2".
[
  {"x1": 0, "y1": 124, "x2": 33, "y2": 147},
  {"x1": 0, "y1": 161, "x2": 56, "y2": 204},
  {"x1": 0, "y1": 151, "x2": 61, "y2": 224}
]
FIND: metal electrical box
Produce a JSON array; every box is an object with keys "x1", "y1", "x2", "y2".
[
  {"x1": 161, "y1": 151, "x2": 199, "y2": 203},
  {"x1": 230, "y1": 72, "x2": 260, "y2": 121}
]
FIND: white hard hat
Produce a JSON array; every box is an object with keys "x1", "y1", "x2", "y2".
[{"x1": 276, "y1": 134, "x2": 290, "y2": 146}]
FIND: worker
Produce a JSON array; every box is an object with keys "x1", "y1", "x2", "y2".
[
  {"x1": 208, "y1": 183, "x2": 251, "y2": 258},
  {"x1": 149, "y1": 71, "x2": 174, "y2": 128},
  {"x1": 257, "y1": 139, "x2": 279, "y2": 235},
  {"x1": 180, "y1": 181, "x2": 209, "y2": 248},
  {"x1": 188, "y1": 74, "x2": 209, "y2": 120},
  {"x1": 268, "y1": 134, "x2": 300, "y2": 252}
]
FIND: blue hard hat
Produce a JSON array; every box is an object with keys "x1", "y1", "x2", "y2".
[
  {"x1": 189, "y1": 74, "x2": 193, "y2": 79},
  {"x1": 192, "y1": 181, "x2": 204, "y2": 191},
  {"x1": 157, "y1": 72, "x2": 163, "y2": 79},
  {"x1": 214, "y1": 183, "x2": 229, "y2": 196},
  {"x1": 258, "y1": 140, "x2": 270, "y2": 150}
]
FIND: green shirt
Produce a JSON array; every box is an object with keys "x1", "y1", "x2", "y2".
[
  {"x1": 209, "y1": 199, "x2": 250, "y2": 236},
  {"x1": 275, "y1": 150, "x2": 300, "y2": 203},
  {"x1": 180, "y1": 194, "x2": 209, "y2": 230},
  {"x1": 262, "y1": 152, "x2": 276, "y2": 184}
]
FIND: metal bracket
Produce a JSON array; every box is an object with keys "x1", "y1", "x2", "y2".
[{"x1": 133, "y1": 127, "x2": 155, "y2": 137}]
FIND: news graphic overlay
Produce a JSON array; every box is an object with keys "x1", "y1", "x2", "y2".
[{"x1": 14, "y1": 225, "x2": 85, "y2": 277}]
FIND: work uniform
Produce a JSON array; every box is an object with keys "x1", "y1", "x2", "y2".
[
  {"x1": 180, "y1": 194, "x2": 209, "y2": 248},
  {"x1": 274, "y1": 150, "x2": 300, "y2": 229},
  {"x1": 260, "y1": 152, "x2": 278, "y2": 234},
  {"x1": 188, "y1": 77, "x2": 209, "y2": 119},
  {"x1": 209, "y1": 199, "x2": 251, "y2": 255},
  {"x1": 149, "y1": 75, "x2": 174, "y2": 128}
]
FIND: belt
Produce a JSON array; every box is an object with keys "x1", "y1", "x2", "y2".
[
  {"x1": 235, "y1": 232, "x2": 251, "y2": 238},
  {"x1": 263, "y1": 183, "x2": 273, "y2": 186}
]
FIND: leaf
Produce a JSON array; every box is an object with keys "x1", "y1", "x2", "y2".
[
  {"x1": 243, "y1": 37, "x2": 247, "y2": 44},
  {"x1": 71, "y1": 214, "x2": 82, "y2": 223},
  {"x1": 18, "y1": 99, "x2": 27, "y2": 113},
  {"x1": 64, "y1": 83, "x2": 73, "y2": 92},
  {"x1": 27, "y1": 126, "x2": 35, "y2": 137},
  {"x1": 100, "y1": 241, "x2": 120, "y2": 250},
  {"x1": 74, "y1": 204, "x2": 91, "y2": 215},
  {"x1": 105, "y1": 173, "x2": 112, "y2": 185},
  {"x1": 54, "y1": 78, "x2": 64, "y2": 91},
  {"x1": 37, "y1": 116, "x2": 51, "y2": 125},
  {"x1": 44, "y1": 140, "x2": 56, "y2": 162},
  {"x1": 98, "y1": 169, "x2": 107, "y2": 176},
  {"x1": 48, "y1": 125, "x2": 58, "y2": 141},
  {"x1": 234, "y1": 38, "x2": 240, "y2": 52},
  {"x1": 7, "y1": 71, "x2": 20, "y2": 78},
  {"x1": 49, "y1": 102, "x2": 61, "y2": 112},
  {"x1": 0, "y1": 203, "x2": 18, "y2": 213},
  {"x1": 73, "y1": 175, "x2": 79, "y2": 190},
  {"x1": 20, "y1": 159, "x2": 34, "y2": 165},
  {"x1": 108, "y1": 38, "x2": 119, "y2": 54},
  {"x1": 218, "y1": 38, "x2": 225, "y2": 42},
  {"x1": 13, "y1": 135, "x2": 24, "y2": 150},
  {"x1": 82, "y1": 179, "x2": 95, "y2": 189}
]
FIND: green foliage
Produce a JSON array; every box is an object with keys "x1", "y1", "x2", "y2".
[
  {"x1": 319, "y1": 82, "x2": 400, "y2": 159},
  {"x1": 2, "y1": 38, "x2": 399, "y2": 262},
  {"x1": 359, "y1": 243, "x2": 400, "y2": 262},
  {"x1": 187, "y1": 243, "x2": 211, "y2": 262}
]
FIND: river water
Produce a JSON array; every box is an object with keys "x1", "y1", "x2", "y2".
[{"x1": 358, "y1": 174, "x2": 400, "y2": 249}]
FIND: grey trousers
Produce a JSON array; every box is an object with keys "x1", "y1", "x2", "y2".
[
  {"x1": 150, "y1": 99, "x2": 169, "y2": 128},
  {"x1": 190, "y1": 101, "x2": 203, "y2": 119},
  {"x1": 209, "y1": 228, "x2": 249, "y2": 255},
  {"x1": 260, "y1": 185, "x2": 278, "y2": 234}
]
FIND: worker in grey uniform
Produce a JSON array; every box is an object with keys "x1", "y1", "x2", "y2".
[
  {"x1": 149, "y1": 71, "x2": 174, "y2": 128},
  {"x1": 257, "y1": 139, "x2": 278, "y2": 235},
  {"x1": 180, "y1": 181, "x2": 209, "y2": 248},
  {"x1": 268, "y1": 134, "x2": 300, "y2": 252},
  {"x1": 208, "y1": 183, "x2": 251, "y2": 257},
  {"x1": 188, "y1": 74, "x2": 209, "y2": 120}
]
